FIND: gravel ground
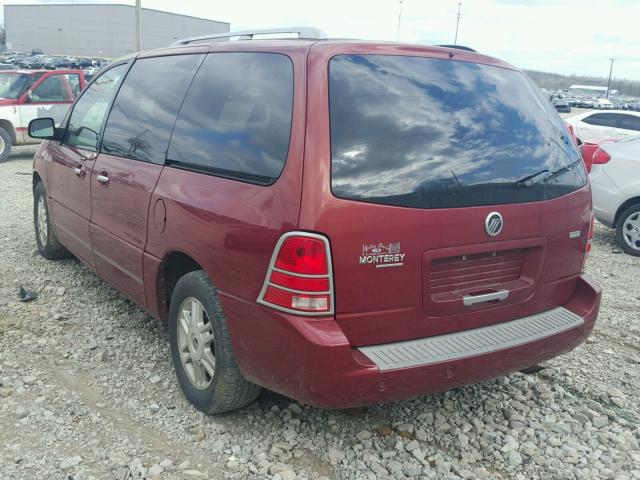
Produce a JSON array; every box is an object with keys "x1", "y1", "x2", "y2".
[{"x1": 1, "y1": 145, "x2": 639, "y2": 480}]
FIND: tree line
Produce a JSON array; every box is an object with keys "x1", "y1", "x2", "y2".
[{"x1": 525, "y1": 69, "x2": 640, "y2": 98}]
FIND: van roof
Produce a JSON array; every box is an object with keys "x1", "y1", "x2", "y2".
[
  {"x1": 0, "y1": 69, "x2": 85, "y2": 75},
  {"x1": 136, "y1": 38, "x2": 517, "y2": 73}
]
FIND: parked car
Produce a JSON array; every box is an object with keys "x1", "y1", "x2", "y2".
[
  {"x1": 17, "y1": 57, "x2": 40, "y2": 69},
  {"x1": 0, "y1": 69, "x2": 85, "y2": 161},
  {"x1": 574, "y1": 98, "x2": 595, "y2": 108},
  {"x1": 82, "y1": 66, "x2": 101, "y2": 82},
  {"x1": 65, "y1": 57, "x2": 80, "y2": 68},
  {"x1": 77, "y1": 57, "x2": 94, "y2": 68},
  {"x1": 28, "y1": 30, "x2": 600, "y2": 414},
  {"x1": 6, "y1": 53, "x2": 29, "y2": 65},
  {"x1": 588, "y1": 135, "x2": 640, "y2": 255},
  {"x1": 42, "y1": 57, "x2": 58, "y2": 70},
  {"x1": 566, "y1": 110, "x2": 640, "y2": 142},
  {"x1": 594, "y1": 98, "x2": 614, "y2": 110},
  {"x1": 566, "y1": 96, "x2": 581, "y2": 107},
  {"x1": 553, "y1": 99, "x2": 571, "y2": 113},
  {"x1": 53, "y1": 57, "x2": 76, "y2": 69}
]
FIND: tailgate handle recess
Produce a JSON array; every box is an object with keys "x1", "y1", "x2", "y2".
[{"x1": 463, "y1": 289, "x2": 509, "y2": 306}]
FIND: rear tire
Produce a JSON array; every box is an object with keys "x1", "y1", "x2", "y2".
[
  {"x1": 616, "y1": 204, "x2": 640, "y2": 256},
  {"x1": 168, "y1": 270, "x2": 261, "y2": 414},
  {"x1": 34, "y1": 182, "x2": 71, "y2": 260},
  {"x1": 0, "y1": 127, "x2": 12, "y2": 162}
]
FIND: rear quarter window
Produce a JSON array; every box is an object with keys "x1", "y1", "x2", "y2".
[
  {"x1": 329, "y1": 55, "x2": 587, "y2": 209},
  {"x1": 617, "y1": 114, "x2": 640, "y2": 131},
  {"x1": 167, "y1": 52, "x2": 294, "y2": 184},
  {"x1": 582, "y1": 113, "x2": 619, "y2": 128}
]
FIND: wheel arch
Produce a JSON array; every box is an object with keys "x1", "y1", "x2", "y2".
[
  {"x1": 33, "y1": 171, "x2": 43, "y2": 191},
  {"x1": 0, "y1": 119, "x2": 16, "y2": 143},
  {"x1": 614, "y1": 197, "x2": 640, "y2": 227},
  {"x1": 156, "y1": 250, "x2": 204, "y2": 321}
]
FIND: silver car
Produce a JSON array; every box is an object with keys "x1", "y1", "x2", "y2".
[{"x1": 590, "y1": 135, "x2": 640, "y2": 255}]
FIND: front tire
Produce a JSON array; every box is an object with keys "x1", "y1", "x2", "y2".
[
  {"x1": 34, "y1": 182, "x2": 71, "y2": 260},
  {"x1": 168, "y1": 270, "x2": 261, "y2": 414},
  {"x1": 0, "y1": 127, "x2": 12, "y2": 162},
  {"x1": 616, "y1": 204, "x2": 640, "y2": 256}
]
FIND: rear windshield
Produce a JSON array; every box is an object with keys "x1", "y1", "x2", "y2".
[{"x1": 329, "y1": 55, "x2": 587, "y2": 209}]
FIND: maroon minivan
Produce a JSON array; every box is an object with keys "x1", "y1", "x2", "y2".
[{"x1": 29, "y1": 28, "x2": 601, "y2": 414}]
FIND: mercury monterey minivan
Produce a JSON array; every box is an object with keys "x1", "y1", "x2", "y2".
[{"x1": 29, "y1": 28, "x2": 601, "y2": 414}]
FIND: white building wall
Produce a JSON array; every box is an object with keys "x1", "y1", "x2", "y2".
[{"x1": 4, "y1": 4, "x2": 229, "y2": 58}]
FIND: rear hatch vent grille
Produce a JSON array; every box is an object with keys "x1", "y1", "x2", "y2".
[
  {"x1": 429, "y1": 249, "x2": 525, "y2": 294},
  {"x1": 422, "y1": 242, "x2": 544, "y2": 317}
]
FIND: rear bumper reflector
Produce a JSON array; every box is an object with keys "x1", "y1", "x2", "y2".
[{"x1": 358, "y1": 307, "x2": 584, "y2": 371}]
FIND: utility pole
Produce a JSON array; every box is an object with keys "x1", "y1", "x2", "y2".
[
  {"x1": 454, "y1": 2, "x2": 462, "y2": 45},
  {"x1": 606, "y1": 58, "x2": 615, "y2": 99},
  {"x1": 396, "y1": 0, "x2": 403, "y2": 42},
  {"x1": 135, "y1": 0, "x2": 142, "y2": 52}
]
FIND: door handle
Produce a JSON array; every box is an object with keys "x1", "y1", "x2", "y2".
[
  {"x1": 73, "y1": 165, "x2": 83, "y2": 176},
  {"x1": 463, "y1": 289, "x2": 509, "y2": 306},
  {"x1": 96, "y1": 173, "x2": 109, "y2": 184}
]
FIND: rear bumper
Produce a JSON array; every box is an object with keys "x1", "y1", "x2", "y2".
[{"x1": 222, "y1": 274, "x2": 600, "y2": 409}]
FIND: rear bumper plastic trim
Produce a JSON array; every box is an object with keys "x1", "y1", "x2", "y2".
[{"x1": 358, "y1": 306, "x2": 584, "y2": 371}]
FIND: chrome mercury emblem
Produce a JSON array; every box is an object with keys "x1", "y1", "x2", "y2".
[{"x1": 485, "y1": 212, "x2": 503, "y2": 237}]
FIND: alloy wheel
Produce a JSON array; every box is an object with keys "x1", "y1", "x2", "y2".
[
  {"x1": 37, "y1": 196, "x2": 48, "y2": 247},
  {"x1": 622, "y1": 212, "x2": 640, "y2": 252},
  {"x1": 177, "y1": 297, "x2": 216, "y2": 390}
]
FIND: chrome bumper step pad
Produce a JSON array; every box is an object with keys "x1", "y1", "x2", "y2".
[{"x1": 358, "y1": 307, "x2": 584, "y2": 371}]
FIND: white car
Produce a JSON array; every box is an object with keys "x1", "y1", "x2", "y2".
[
  {"x1": 566, "y1": 110, "x2": 640, "y2": 142},
  {"x1": 589, "y1": 135, "x2": 640, "y2": 255},
  {"x1": 594, "y1": 98, "x2": 613, "y2": 110}
]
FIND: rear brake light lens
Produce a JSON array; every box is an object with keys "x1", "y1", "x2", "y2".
[
  {"x1": 274, "y1": 236, "x2": 328, "y2": 275},
  {"x1": 269, "y1": 270, "x2": 330, "y2": 291},
  {"x1": 592, "y1": 148, "x2": 611, "y2": 165},
  {"x1": 257, "y1": 232, "x2": 334, "y2": 315}
]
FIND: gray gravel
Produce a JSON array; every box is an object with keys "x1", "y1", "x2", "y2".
[{"x1": 1, "y1": 145, "x2": 639, "y2": 480}]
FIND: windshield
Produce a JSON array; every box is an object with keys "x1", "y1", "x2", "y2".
[
  {"x1": 329, "y1": 55, "x2": 587, "y2": 209},
  {"x1": 0, "y1": 73, "x2": 34, "y2": 100}
]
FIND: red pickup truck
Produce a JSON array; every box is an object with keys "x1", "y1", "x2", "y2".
[{"x1": 0, "y1": 69, "x2": 86, "y2": 161}]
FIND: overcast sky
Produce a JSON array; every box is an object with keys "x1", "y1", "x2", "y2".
[{"x1": 3, "y1": 0, "x2": 639, "y2": 80}]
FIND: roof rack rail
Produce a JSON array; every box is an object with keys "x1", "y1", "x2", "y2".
[
  {"x1": 171, "y1": 27, "x2": 327, "y2": 46},
  {"x1": 436, "y1": 44, "x2": 477, "y2": 52}
]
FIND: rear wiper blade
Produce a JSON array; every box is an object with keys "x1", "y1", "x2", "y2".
[
  {"x1": 513, "y1": 169, "x2": 549, "y2": 188},
  {"x1": 542, "y1": 159, "x2": 583, "y2": 184}
]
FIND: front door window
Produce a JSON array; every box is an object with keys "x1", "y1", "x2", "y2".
[
  {"x1": 64, "y1": 64, "x2": 128, "y2": 151},
  {"x1": 30, "y1": 75, "x2": 68, "y2": 102}
]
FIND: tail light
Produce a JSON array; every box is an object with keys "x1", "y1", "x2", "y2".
[
  {"x1": 257, "y1": 232, "x2": 334, "y2": 315},
  {"x1": 582, "y1": 216, "x2": 594, "y2": 271},
  {"x1": 592, "y1": 148, "x2": 611, "y2": 165},
  {"x1": 580, "y1": 144, "x2": 595, "y2": 173}
]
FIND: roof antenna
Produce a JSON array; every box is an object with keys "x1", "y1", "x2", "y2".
[
  {"x1": 454, "y1": 2, "x2": 462, "y2": 45},
  {"x1": 396, "y1": 0, "x2": 403, "y2": 41}
]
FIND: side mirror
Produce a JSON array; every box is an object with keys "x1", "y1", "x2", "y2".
[{"x1": 28, "y1": 118, "x2": 59, "y2": 140}]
